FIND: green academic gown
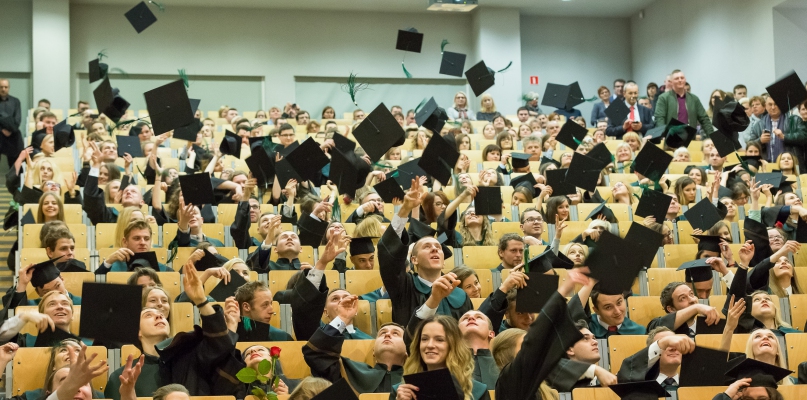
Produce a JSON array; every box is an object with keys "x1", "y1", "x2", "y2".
[
  {"x1": 105, "y1": 353, "x2": 160, "y2": 400},
  {"x1": 472, "y1": 349, "x2": 500, "y2": 389},
  {"x1": 391, "y1": 377, "x2": 489, "y2": 400}
]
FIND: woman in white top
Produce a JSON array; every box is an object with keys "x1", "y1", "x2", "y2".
[{"x1": 445, "y1": 91, "x2": 476, "y2": 121}]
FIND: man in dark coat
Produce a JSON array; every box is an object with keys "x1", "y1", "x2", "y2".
[{"x1": 546, "y1": 320, "x2": 618, "y2": 392}]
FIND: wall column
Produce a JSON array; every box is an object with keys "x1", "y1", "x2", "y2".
[
  {"x1": 471, "y1": 8, "x2": 522, "y2": 114},
  {"x1": 32, "y1": 0, "x2": 70, "y2": 113}
]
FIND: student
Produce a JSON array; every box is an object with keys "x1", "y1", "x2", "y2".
[
  {"x1": 303, "y1": 296, "x2": 407, "y2": 394},
  {"x1": 3, "y1": 255, "x2": 82, "y2": 312},
  {"x1": 546, "y1": 320, "x2": 617, "y2": 391},
  {"x1": 2, "y1": 291, "x2": 92, "y2": 347},
  {"x1": 230, "y1": 198, "x2": 265, "y2": 249},
  {"x1": 239, "y1": 345, "x2": 293, "y2": 395},
  {"x1": 96, "y1": 220, "x2": 172, "y2": 274},
  {"x1": 246, "y1": 206, "x2": 331, "y2": 272},
  {"x1": 569, "y1": 279, "x2": 646, "y2": 338},
  {"x1": 616, "y1": 326, "x2": 695, "y2": 389},
  {"x1": 105, "y1": 309, "x2": 170, "y2": 400},
  {"x1": 83, "y1": 142, "x2": 145, "y2": 224},
  {"x1": 171, "y1": 199, "x2": 225, "y2": 247},
  {"x1": 379, "y1": 178, "x2": 471, "y2": 327},
  {"x1": 42, "y1": 343, "x2": 109, "y2": 400},
  {"x1": 234, "y1": 281, "x2": 293, "y2": 341}
]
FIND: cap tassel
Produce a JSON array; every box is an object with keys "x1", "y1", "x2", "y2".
[
  {"x1": 414, "y1": 97, "x2": 429, "y2": 114},
  {"x1": 97, "y1": 49, "x2": 108, "y2": 61},
  {"x1": 440, "y1": 39, "x2": 449, "y2": 53},
  {"x1": 178, "y1": 69, "x2": 189, "y2": 88},
  {"x1": 496, "y1": 61, "x2": 513, "y2": 73},
  {"x1": 147, "y1": 0, "x2": 165, "y2": 11},
  {"x1": 402, "y1": 62, "x2": 413, "y2": 79},
  {"x1": 341, "y1": 72, "x2": 370, "y2": 107},
  {"x1": 108, "y1": 67, "x2": 128, "y2": 78}
]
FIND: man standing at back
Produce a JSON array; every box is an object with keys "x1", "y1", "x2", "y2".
[
  {"x1": 0, "y1": 79, "x2": 23, "y2": 168},
  {"x1": 654, "y1": 69, "x2": 715, "y2": 136}
]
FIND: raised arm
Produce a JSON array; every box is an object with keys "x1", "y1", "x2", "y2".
[{"x1": 721, "y1": 296, "x2": 746, "y2": 352}]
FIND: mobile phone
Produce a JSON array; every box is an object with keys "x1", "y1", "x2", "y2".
[{"x1": 763, "y1": 129, "x2": 771, "y2": 134}]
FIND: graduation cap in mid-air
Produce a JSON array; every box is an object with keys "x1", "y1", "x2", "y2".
[
  {"x1": 440, "y1": 50, "x2": 466, "y2": 78},
  {"x1": 473, "y1": 186, "x2": 503, "y2": 216},
  {"x1": 144, "y1": 79, "x2": 194, "y2": 135},
  {"x1": 608, "y1": 380, "x2": 670, "y2": 400},
  {"x1": 624, "y1": 222, "x2": 664, "y2": 268},
  {"x1": 125, "y1": 1, "x2": 158, "y2": 34},
  {"x1": 297, "y1": 213, "x2": 329, "y2": 247},
  {"x1": 684, "y1": 199, "x2": 723, "y2": 231},
  {"x1": 89, "y1": 58, "x2": 108, "y2": 83},
  {"x1": 93, "y1": 77, "x2": 130, "y2": 123},
  {"x1": 516, "y1": 273, "x2": 560, "y2": 313},
  {"x1": 396, "y1": 28, "x2": 423, "y2": 53},
  {"x1": 178, "y1": 173, "x2": 215, "y2": 206},
  {"x1": 542, "y1": 81, "x2": 587, "y2": 111},
  {"x1": 415, "y1": 97, "x2": 449, "y2": 134},
  {"x1": 632, "y1": 143, "x2": 673, "y2": 182},
  {"x1": 52, "y1": 120, "x2": 76, "y2": 152},
  {"x1": 284, "y1": 137, "x2": 331, "y2": 183},
  {"x1": 634, "y1": 189, "x2": 673, "y2": 222},
  {"x1": 584, "y1": 202, "x2": 618, "y2": 223},
  {"x1": 766, "y1": 70, "x2": 807, "y2": 112},
  {"x1": 556, "y1": 119, "x2": 588, "y2": 150},
  {"x1": 565, "y1": 153, "x2": 606, "y2": 192},
  {"x1": 663, "y1": 119, "x2": 697, "y2": 149},
  {"x1": 219, "y1": 130, "x2": 242, "y2": 159},
  {"x1": 373, "y1": 177, "x2": 405, "y2": 204},
  {"x1": 418, "y1": 134, "x2": 460, "y2": 186},
  {"x1": 79, "y1": 282, "x2": 142, "y2": 345},
  {"x1": 464, "y1": 60, "x2": 496, "y2": 97},
  {"x1": 604, "y1": 100, "x2": 630, "y2": 123},
  {"x1": 116, "y1": 135, "x2": 143, "y2": 158},
  {"x1": 545, "y1": 168, "x2": 577, "y2": 196},
  {"x1": 587, "y1": 231, "x2": 643, "y2": 294},
  {"x1": 679, "y1": 346, "x2": 737, "y2": 387},
  {"x1": 352, "y1": 103, "x2": 406, "y2": 162}
]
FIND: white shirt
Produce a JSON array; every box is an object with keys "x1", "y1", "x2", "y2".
[
  {"x1": 647, "y1": 341, "x2": 680, "y2": 384},
  {"x1": 597, "y1": 317, "x2": 621, "y2": 332},
  {"x1": 328, "y1": 315, "x2": 357, "y2": 334}
]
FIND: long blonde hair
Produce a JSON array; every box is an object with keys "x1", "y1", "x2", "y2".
[
  {"x1": 491, "y1": 328, "x2": 558, "y2": 400},
  {"x1": 404, "y1": 315, "x2": 474, "y2": 400},
  {"x1": 749, "y1": 291, "x2": 792, "y2": 329},
  {"x1": 353, "y1": 214, "x2": 384, "y2": 237},
  {"x1": 33, "y1": 158, "x2": 63, "y2": 187},
  {"x1": 114, "y1": 206, "x2": 145, "y2": 247},
  {"x1": 479, "y1": 94, "x2": 496, "y2": 113},
  {"x1": 36, "y1": 192, "x2": 65, "y2": 223},
  {"x1": 457, "y1": 208, "x2": 496, "y2": 246},
  {"x1": 767, "y1": 266, "x2": 802, "y2": 298},
  {"x1": 745, "y1": 328, "x2": 792, "y2": 386},
  {"x1": 288, "y1": 377, "x2": 332, "y2": 400}
]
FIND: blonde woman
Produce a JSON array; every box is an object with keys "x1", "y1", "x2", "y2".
[
  {"x1": 614, "y1": 143, "x2": 633, "y2": 173},
  {"x1": 747, "y1": 291, "x2": 801, "y2": 335},
  {"x1": 622, "y1": 131, "x2": 642, "y2": 153},
  {"x1": 457, "y1": 207, "x2": 496, "y2": 246},
  {"x1": 766, "y1": 255, "x2": 802, "y2": 298},
  {"x1": 395, "y1": 314, "x2": 489, "y2": 400},
  {"x1": 446, "y1": 91, "x2": 476, "y2": 121},
  {"x1": 408, "y1": 129, "x2": 431, "y2": 151},
  {"x1": 476, "y1": 94, "x2": 497, "y2": 122},
  {"x1": 562, "y1": 243, "x2": 588, "y2": 267}
]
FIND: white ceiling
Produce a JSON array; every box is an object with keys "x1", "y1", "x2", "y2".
[{"x1": 70, "y1": 0, "x2": 659, "y2": 17}]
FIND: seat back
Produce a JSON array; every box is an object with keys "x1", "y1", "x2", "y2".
[
  {"x1": 626, "y1": 296, "x2": 665, "y2": 327},
  {"x1": 608, "y1": 335, "x2": 649, "y2": 373},
  {"x1": 345, "y1": 270, "x2": 382, "y2": 298},
  {"x1": 375, "y1": 299, "x2": 393, "y2": 329},
  {"x1": 23, "y1": 224, "x2": 87, "y2": 248},
  {"x1": 12, "y1": 346, "x2": 107, "y2": 393},
  {"x1": 106, "y1": 271, "x2": 182, "y2": 300}
]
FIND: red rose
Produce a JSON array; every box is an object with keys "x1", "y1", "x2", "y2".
[{"x1": 270, "y1": 346, "x2": 281, "y2": 358}]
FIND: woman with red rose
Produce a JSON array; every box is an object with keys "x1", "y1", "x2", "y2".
[{"x1": 240, "y1": 345, "x2": 295, "y2": 395}]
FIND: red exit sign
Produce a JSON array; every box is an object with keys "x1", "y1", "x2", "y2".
[{"x1": 529, "y1": 76, "x2": 539, "y2": 85}]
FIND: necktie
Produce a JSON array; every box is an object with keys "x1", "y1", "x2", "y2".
[
  {"x1": 689, "y1": 328, "x2": 695, "y2": 338},
  {"x1": 629, "y1": 105, "x2": 636, "y2": 121},
  {"x1": 605, "y1": 325, "x2": 618, "y2": 338},
  {"x1": 662, "y1": 377, "x2": 677, "y2": 389},
  {"x1": 457, "y1": 108, "x2": 467, "y2": 119}
]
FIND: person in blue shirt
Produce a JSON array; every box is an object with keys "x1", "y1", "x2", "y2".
[{"x1": 96, "y1": 220, "x2": 173, "y2": 274}]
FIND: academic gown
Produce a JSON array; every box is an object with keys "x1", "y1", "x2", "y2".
[
  {"x1": 170, "y1": 229, "x2": 225, "y2": 248},
  {"x1": 105, "y1": 353, "x2": 160, "y2": 400},
  {"x1": 495, "y1": 291, "x2": 584, "y2": 400},
  {"x1": 303, "y1": 325, "x2": 404, "y2": 394},
  {"x1": 82, "y1": 175, "x2": 121, "y2": 224},
  {"x1": 391, "y1": 377, "x2": 489, "y2": 400},
  {"x1": 358, "y1": 287, "x2": 388, "y2": 303},
  {"x1": 230, "y1": 201, "x2": 262, "y2": 250},
  {"x1": 99, "y1": 261, "x2": 173, "y2": 274},
  {"x1": 478, "y1": 289, "x2": 509, "y2": 335},
  {"x1": 18, "y1": 331, "x2": 93, "y2": 348},
  {"x1": 345, "y1": 209, "x2": 390, "y2": 224},
  {"x1": 378, "y1": 224, "x2": 472, "y2": 327},
  {"x1": 646, "y1": 312, "x2": 696, "y2": 337},
  {"x1": 245, "y1": 244, "x2": 301, "y2": 273},
  {"x1": 568, "y1": 293, "x2": 646, "y2": 338},
  {"x1": 546, "y1": 358, "x2": 596, "y2": 392},
  {"x1": 155, "y1": 305, "x2": 245, "y2": 395}
]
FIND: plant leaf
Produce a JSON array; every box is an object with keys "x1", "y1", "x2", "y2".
[
  {"x1": 258, "y1": 359, "x2": 272, "y2": 375},
  {"x1": 251, "y1": 387, "x2": 267, "y2": 400},
  {"x1": 236, "y1": 367, "x2": 258, "y2": 384},
  {"x1": 267, "y1": 393, "x2": 278, "y2": 400}
]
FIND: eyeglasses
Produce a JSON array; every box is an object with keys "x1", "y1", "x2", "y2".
[
  {"x1": 524, "y1": 217, "x2": 543, "y2": 224},
  {"x1": 279, "y1": 133, "x2": 296, "y2": 138},
  {"x1": 249, "y1": 205, "x2": 260, "y2": 210},
  {"x1": 769, "y1": 235, "x2": 784, "y2": 241}
]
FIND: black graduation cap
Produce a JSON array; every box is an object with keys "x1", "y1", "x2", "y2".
[
  {"x1": 766, "y1": 70, "x2": 807, "y2": 112},
  {"x1": 664, "y1": 123, "x2": 697, "y2": 151},
  {"x1": 219, "y1": 130, "x2": 242, "y2": 159},
  {"x1": 633, "y1": 144, "x2": 672, "y2": 182},
  {"x1": 566, "y1": 153, "x2": 605, "y2": 192},
  {"x1": 407, "y1": 218, "x2": 453, "y2": 258},
  {"x1": 464, "y1": 60, "x2": 495, "y2": 97},
  {"x1": 403, "y1": 368, "x2": 462, "y2": 400},
  {"x1": 179, "y1": 173, "x2": 215, "y2": 206},
  {"x1": 285, "y1": 137, "x2": 330, "y2": 182},
  {"x1": 30, "y1": 256, "x2": 65, "y2": 288},
  {"x1": 125, "y1": 1, "x2": 158, "y2": 33},
  {"x1": 349, "y1": 236, "x2": 377, "y2": 256},
  {"x1": 144, "y1": 80, "x2": 194, "y2": 135},
  {"x1": 510, "y1": 153, "x2": 531, "y2": 170},
  {"x1": 311, "y1": 379, "x2": 359, "y2": 400},
  {"x1": 713, "y1": 100, "x2": 751, "y2": 135},
  {"x1": 587, "y1": 231, "x2": 643, "y2": 294},
  {"x1": 556, "y1": 120, "x2": 588, "y2": 150},
  {"x1": 541, "y1": 83, "x2": 571, "y2": 110},
  {"x1": 53, "y1": 120, "x2": 76, "y2": 152},
  {"x1": 208, "y1": 266, "x2": 249, "y2": 302},
  {"x1": 726, "y1": 356, "x2": 793, "y2": 388},
  {"x1": 635, "y1": 189, "x2": 673, "y2": 222},
  {"x1": 716, "y1": 185, "x2": 733, "y2": 200},
  {"x1": 540, "y1": 156, "x2": 561, "y2": 169},
  {"x1": 332, "y1": 132, "x2": 356, "y2": 154},
  {"x1": 418, "y1": 134, "x2": 460, "y2": 186},
  {"x1": 684, "y1": 199, "x2": 724, "y2": 231},
  {"x1": 390, "y1": 158, "x2": 428, "y2": 190},
  {"x1": 565, "y1": 82, "x2": 586, "y2": 110},
  {"x1": 604, "y1": 100, "x2": 630, "y2": 123},
  {"x1": 57, "y1": 259, "x2": 88, "y2": 273},
  {"x1": 244, "y1": 146, "x2": 275, "y2": 189},
  {"x1": 474, "y1": 186, "x2": 502, "y2": 216},
  {"x1": 89, "y1": 58, "x2": 108, "y2": 83},
  {"x1": 677, "y1": 258, "x2": 713, "y2": 283},
  {"x1": 644, "y1": 124, "x2": 667, "y2": 145},
  {"x1": 195, "y1": 248, "x2": 227, "y2": 271},
  {"x1": 396, "y1": 28, "x2": 423, "y2": 53},
  {"x1": 527, "y1": 247, "x2": 574, "y2": 273},
  {"x1": 93, "y1": 77, "x2": 130, "y2": 123},
  {"x1": 79, "y1": 282, "x2": 142, "y2": 345},
  {"x1": 373, "y1": 177, "x2": 405, "y2": 204},
  {"x1": 711, "y1": 130, "x2": 742, "y2": 158},
  {"x1": 328, "y1": 148, "x2": 361, "y2": 197},
  {"x1": 587, "y1": 143, "x2": 613, "y2": 167},
  {"x1": 173, "y1": 118, "x2": 202, "y2": 142},
  {"x1": 744, "y1": 217, "x2": 772, "y2": 266},
  {"x1": 127, "y1": 251, "x2": 159, "y2": 271},
  {"x1": 739, "y1": 155, "x2": 763, "y2": 170},
  {"x1": 34, "y1": 326, "x2": 80, "y2": 348},
  {"x1": 608, "y1": 381, "x2": 670, "y2": 400},
  {"x1": 510, "y1": 172, "x2": 538, "y2": 197},
  {"x1": 695, "y1": 315, "x2": 727, "y2": 335},
  {"x1": 116, "y1": 135, "x2": 143, "y2": 158},
  {"x1": 796, "y1": 218, "x2": 807, "y2": 243},
  {"x1": 21, "y1": 209, "x2": 36, "y2": 225},
  {"x1": 515, "y1": 273, "x2": 559, "y2": 313},
  {"x1": 679, "y1": 346, "x2": 737, "y2": 387},
  {"x1": 352, "y1": 103, "x2": 406, "y2": 162},
  {"x1": 236, "y1": 318, "x2": 274, "y2": 342},
  {"x1": 297, "y1": 214, "x2": 329, "y2": 247},
  {"x1": 414, "y1": 98, "x2": 449, "y2": 134},
  {"x1": 624, "y1": 222, "x2": 664, "y2": 268},
  {"x1": 274, "y1": 158, "x2": 302, "y2": 189},
  {"x1": 755, "y1": 172, "x2": 784, "y2": 188},
  {"x1": 584, "y1": 202, "x2": 617, "y2": 223},
  {"x1": 545, "y1": 168, "x2": 577, "y2": 196},
  {"x1": 440, "y1": 51, "x2": 466, "y2": 77},
  {"x1": 19, "y1": 186, "x2": 43, "y2": 205}
]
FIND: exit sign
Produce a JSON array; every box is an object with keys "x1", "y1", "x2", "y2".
[{"x1": 529, "y1": 76, "x2": 539, "y2": 85}]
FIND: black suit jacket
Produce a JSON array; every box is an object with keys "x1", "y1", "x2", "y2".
[{"x1": 605, "y1": 103, "x2": 655, "y2": 139}]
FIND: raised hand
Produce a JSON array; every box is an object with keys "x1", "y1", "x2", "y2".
[
  {"x1": 119, "y1": 354, "x2": 145, "y2": 400},
  {"x1": 336, "y1": 295, "x2": 359, "y2": 325},
  {"x1": 725, "y1": 295, "x2": 746, "y2": 332}
]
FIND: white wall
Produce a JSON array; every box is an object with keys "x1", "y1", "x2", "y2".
[
  {"x1": 520, "y1": 15, "x2": 632, "y2": 124},
  {"x1": 33, "y1": 0, "x2": 71, "y2": 113},
  {"x1": 69, "y1": 4, "x2": 475, "y2": 115},
  {"x1": 631, "y1": 0, "x2": 786, "y2": 104},
  {"x1": 773, "y1": 6, "x2": 807, "y2": 82},
  {"x1": 471, "y1": 8, "x2": 523, "y2": 115},
  {"x1": 1, "y1": 0, "x2": 33, "y2": 117}
]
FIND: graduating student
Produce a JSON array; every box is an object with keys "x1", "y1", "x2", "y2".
[
  {"x1": 345, "y1": 189, "x2": 390, "y2": 224},
  {"x1": 492, "y1": 269, "x2": 589, "y2": 400},
  {"x1": 379, "y1": 177, "x2": 471, "y2": 327},
  {"x1": 616, "y1": 326, "x2": 694, "y2": 389},
  {"x1": 303, "y1": 296, "x2": 407, "y2": 394},
  {"x1": 716, "y1": 359, "x2": 790, "y2": 400},
  {"x1": 170, "y1": 197, "x2": 225, "y2": 247},
  {"x1": 546, "y1": 320, "x2": 618, "y2": 392},
  {"x1": 569, "y1": 279, "x2": 646, "y2": 338},
  {"x1": 105, "y1": 309, "x2": 170, "y2": 400},
  {"x1": 229, "y1": 198, "x2": 265, "y2": 249},
  {"x1": 95, "y1": 220, "x2": 172, "y2": 274},
  {"x1": 2, "y1": 289, "x2": 91, "y2": 347},
  {"x1": 83, "y1": 141, "x2": 145, "y2": 224},
  {"x1": 41, "y1": 343, "x2": 109, "y2": 400},
  {"x1": 233, "y1": 280, "x2": 293, "y2": 341},
  {"x1": 245, "y1": 202, "x2": 330, "y2": 272}
]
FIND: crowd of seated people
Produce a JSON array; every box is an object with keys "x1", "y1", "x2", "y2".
[{"x1": 1, "y1": 68, "x2": 807, "y2": 400}]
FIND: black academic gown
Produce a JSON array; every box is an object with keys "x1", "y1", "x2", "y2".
[
  {"x1": 303, "y1": 325, "x2": 404, "y2": 394},
  {"x1": 230, "y1": 201, "x2": 260, "y2": 250},
  {"x1": 83, "y1": 175, "x2": 120, "y2": 224},
  {"x1": 288, "y1": 269, "x2": 329, "y2": 341},
  {"x1": 155, "y1": 305, "x2": 244, "y2": 396},
  {"x1": 478, "y1": 288, "x2": 508, "y2": 335},
  {"x1": 546, "y1": 358, "x2": 595, "y2": 392},
  {"x1": 798, "y1": 361, "x2": 807, "y2": 384},
  {"x1": 378, "y1": 224, "x2": 472, "y2": 327},
  {"x1": 495, "y1": 291, "x2": 584, "y2": 400}
]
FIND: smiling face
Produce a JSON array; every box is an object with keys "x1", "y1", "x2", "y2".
[
  {"x1": 783, "y1": 192, "x2": 802, "y2": 206},
  {"x1": 243, "y1": 345, "x2": 271, "y2": 370},
  {"x1": 43, "y1": 293, "x2": 72, "y2": 328},
  {"x1": 654, "y1": 330, "x2": 682, "y2": 368},
  {"x1": 145, "y1": 289, "x2": 170, "y2": 317},
  {"x1": 612, "y1": 181, "x2": 629, "y2": 198},
  {"x1": 750, "y1": 329, "x2": 778, "y2": 359},
  {"x1": 41, "y1": 195, "x2": 60, "y2": 220},
  {"x1": 688, "y1": 169, "x2": 702, "y2": 185},
  {"x1": 668, "y1": 284, "x2": 698, "y2": 313},
  {"x1": 419, "y1": 322, "x2": 449, "y2": 369},
  {"x1": 520, "y1": 211, "x2": 544, "y2": 237},
  {"x1": 751, "y1": 292, "x2": 777, "y2": 323},
  {"x1": 593, "y1": 293, "x2": 626, "y2": 326},
  {"x1": 624, "y1": 136, "x2": 639, "y2": 152},
  {"x1": 616, "y1": 146, "x2": 632, "y2": 162},
  {"x1": 459, "y1": 275, "x2": 482, "y2": 299},
  {"x1": 671, "y1": 71, "x2": 686, "y2": 92},
  {"x1": 555, "y1": 200, "x2": 570, "y2": 221}
]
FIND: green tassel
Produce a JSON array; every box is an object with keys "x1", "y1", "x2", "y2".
[
  {"x1": 402, "y1": 62, "x2": 412, "y2": 79},
  {"x1": 584, "y1": 96, "x2": 599, "y2": 102},
  {"x1": 373, "y1": 161, "x2": 393, "y2": 169},
  {"x1": 341, "y1": 72, "x2": 369, "y2": 107},
  {"x1": 243, "y1": 317, "x2": 253, "y2": 332},
  {"x1": 414, "y1": 98, "x2": 429, "y2": 114},
  {"x1": 523, "y1": 246, "x2": 530, "y2": 274},
  {"x1": 69, "y1": 111, "x2": 83, "y2": 117},
  {"x1": 113, "y1": 117, "x2": 151, "y2": 130},
  {"x1": 148, "y1": 1, "x2": 165, "y2": 11},
  {"x1": 9, "y1": 200, "x2": 19, "y2": 212},
  {"x1": 496, "y1": 61, "x2": 513, "y2": 73},
  {"x1": 178, "y1": 69, "x2": 189, "y2": 88},
  {"x1": 97, "y1": 49, "x2": 108, "y2": 61},
  {"x1": 262, "y1": 137, "x2": 280, "y2": 153},
  {"x1": 108, "y1": 67, "x2": 128, "y2": 78},
  {"x1": 440, "y1": 39, "x2": 449, "y2": 53},
  {"x1": 332, "y1": 200, "x2": 341, "y2": 223},
  {"x1": 522, "y1": 93, "x2": 538, "y2": 102}
]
